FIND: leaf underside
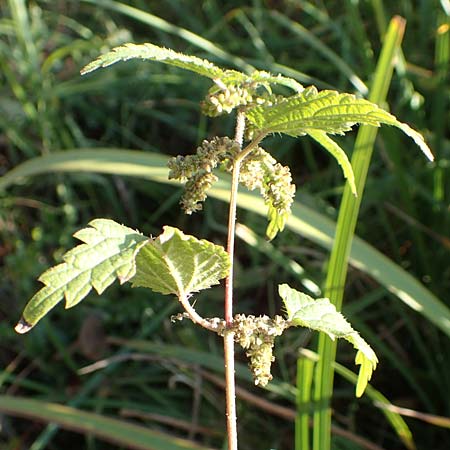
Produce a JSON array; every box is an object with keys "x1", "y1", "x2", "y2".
[
  {"x1": 15, "y1": 219, "x2": 148, "y2": 334},
  {"x1": 279, "y1": 283, "x2": 378, "y2": 397},
  {"x1": 131, "y1": 226, "x2": 230, "y2": 298}
]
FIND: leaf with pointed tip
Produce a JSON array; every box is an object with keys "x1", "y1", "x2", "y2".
[
  {"x1": 279, "y1": 284, "x2": 378, "y2": 397},
  {"x1": 81, "y1": 42, "x2": 225, "y2": 79},
  {"x1": 246, "y1": 86, "x2": 434, "y2": 161},
  {"x1": 131, "y1": 226, "x2": 230, "y2": 298},
  {"x1": 81, "y1": 42, "x2": 306, "y2": 97},
  {"x1": 15, "y1": 220, "x2": 148, "y2": 334},
  {"x1": 308, "y1": 130, "x2": 357, "y2": 196}
]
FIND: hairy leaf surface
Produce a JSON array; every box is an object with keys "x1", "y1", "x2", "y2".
[
  {"x1": 131, "y1": 226, "x2": 230, "y2": 298},
  {"x1": 81, "y1": 43, "x2": 304, "y2": 96},
  {"x1": 246, "y1": 86, "x2": 433, "y2": 161},
  {"x1": 15, "y1": 220, "x2": 148, "y2": 334},
  {"x1": 279, "y1": 284, "x2": 378, "y2": 397},
  {"x1": 81, "y1": 42, "x2": 225, "y2": 79}
]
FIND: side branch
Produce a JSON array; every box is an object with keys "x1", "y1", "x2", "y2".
[{"x1": 177, "y1": 294, "x2": 223, "y2": 333}]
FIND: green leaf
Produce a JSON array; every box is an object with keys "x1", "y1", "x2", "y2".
[
  {"x1": 246, "y1": 86, "x2": 434, "y2": 161},
  {"x1": 131, "y1": 226, "x2": 230, "y2": 298},
  {"x1": 81, "y1": 42, "x2": 225, "y2": 79},
  {"x1": 3, "y1": 149, "x2": 449, "y2": 337},
  {"x1": 307, "y1": 130, "x2": 357, "y2": 196},
  {"x1": 279, "y1": 284, "x2": 378, "y2": 397},
  {"x1": 80, "y1": 42, "x2": 305, "y2": 97},
  {"x1": 266, "y1": 204, "x2": 289, "y2": 241},
  {"x1": 15, "y1": 219, "x2": 148, "y2": 334}
]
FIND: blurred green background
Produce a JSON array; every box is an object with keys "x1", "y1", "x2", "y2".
[{"x1": 0, "y1": 1, "x2": 449, "y2": 449}]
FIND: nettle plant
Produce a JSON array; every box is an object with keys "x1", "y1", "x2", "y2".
[{"x1": 15, "y1": 44, "x2": 433, "y2": 448}]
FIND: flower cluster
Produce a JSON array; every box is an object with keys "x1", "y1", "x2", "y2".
[
  {"x1": 201, "y1": 80, "x2": 285, "y2": 118},
  {"x1": 227, "y1": 314, "x2": 288, "y2": 386},
  {"x1": 173, "y1": 310, "x2": 288, "y2": 386},
  {"x1": 168, "y1": 137, "x2": 240, "y2": 213},
  {"x1": 201, "y1": 85, "x2": 254, "y2": 116},
  {"x1": 239, "y1": 148, "x2": 296, "y2": 239}
]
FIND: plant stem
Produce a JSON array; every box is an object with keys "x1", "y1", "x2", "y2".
[
  {"x1": 178, "y1": 294, "x2": 223, "y2": 333},
  {"x1": 223, "y1": 110, "x2": 246, "y2": 450},
  {"x1": 223, "y1": 112, "x2": 267, "y2": 450}
]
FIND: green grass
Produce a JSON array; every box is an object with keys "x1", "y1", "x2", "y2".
[{"x1": 1, "y1": 1, "x2": 449, "y2": 449}]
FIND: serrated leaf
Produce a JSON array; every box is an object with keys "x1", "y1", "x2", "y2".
[
  {"x1": 15, "y1": 220, "x2": 148, "y2": 334},
  {"x1": 81, "y1": 42, "x2": 225, "y2": 79},
  {"x1": 131, "y1": 226, "x2": 230, "y2": 298},
  {"x1": 246, "y1": 86, "x2": 434, "y2": 161},
  {"x1": 308, "y1": 130, "x2": 357, "y2": 196},
  {"x1": 279, "y1": 283, "x2": 378, "y2": 397}
]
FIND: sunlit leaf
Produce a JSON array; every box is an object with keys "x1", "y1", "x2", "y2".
[
  {"x1": 131, "y1": 226, "x2": 230, "y2": 298},
  {"x1": 81, "y1": 42, "x2": 225, "y2": 79},
  {"x1": 15, "y1": 219, "x2": 148, "y2": 334},
  {"x1": 279, "y1": 284, "x2": 378, "y2": 397},
  {"x1": 246, "y1": 86, "x2": 433, "y2": 161}
]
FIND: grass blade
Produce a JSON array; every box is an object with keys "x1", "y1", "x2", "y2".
[
  {"x1": 300, "y1": 349, "x2": 416, "y2": 450},
  {"x1": 0, "y1": 395, "x2": 214, "y2": 450},
  {"x1": 295, "y1": 356, "x2": 314, "y2": 450},
  {"x1": 312, "y1": 16, "x2": 407, "y2": 450}
]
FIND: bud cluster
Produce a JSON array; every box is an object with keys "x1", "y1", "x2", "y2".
[
  {"x1": 239, "y1": 148, "x2": 296, "y2": 237},
  {"x1": 201, "y1": 85, "x2": 254, "y2": 116},
  {"x1": 227, "y1": 314, "x2": 288, "y2": 386},
  {"x1": 201, "y1": 82, "x2": 285, "y2": 118},
  {"x1": 168, "y1": 137, "x2": 240, "y2": 214},
  {"x1": 173, "y1": 310, "x2": 288, "y2": 386}
]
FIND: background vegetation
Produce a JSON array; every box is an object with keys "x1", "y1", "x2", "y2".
[{"x1": 1, "y1": 1, "x2": 449, "y2": 449}]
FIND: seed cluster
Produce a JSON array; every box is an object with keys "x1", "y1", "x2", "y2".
[
  {"x1": 174, "y1": 311, "x2": 289, "y2": 387},
  {"x1": 201, "y1": 82, "x2": 285, "y2": 118},
  {"x1": 168, "y1": 137, "x2": 240, "y2": 213},
  {"x1": 201, "y1": 85, "x2": 254, "y2": 116},
  {"x1": 227, "y1": 314, "x2": 288, "y2": 386},
  {"x1": 239, "y1": 148, "x2": 296, "y2": 238}
]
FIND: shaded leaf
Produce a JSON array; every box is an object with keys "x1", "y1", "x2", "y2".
[
  {"x1": 131, "y1": 226, "x2": 230, "y2": 298},
  {"x1": 279, "y1": 284, "x2": 378, "y2": 397},
  {"x1": 15, "y1": 219, "x2": 148, "y2": 333}
]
